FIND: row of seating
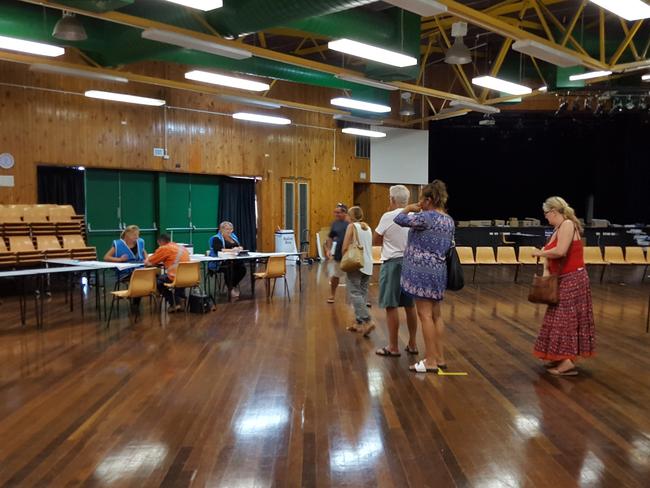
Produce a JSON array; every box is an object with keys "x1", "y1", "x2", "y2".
[
  {"x1": 0, "y1": 234, "x2": 97, "y2": 266},
  {"x1": 456, "y1": 246, "x2": 649, "y2": 282},
  {"x1": 1, "y1": 204, "x2": 79, "y2": 223}
]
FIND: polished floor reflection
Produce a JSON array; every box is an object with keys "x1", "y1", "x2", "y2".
[{"x1": 0, "y1": 264, "x2": 648, "y2": 487}]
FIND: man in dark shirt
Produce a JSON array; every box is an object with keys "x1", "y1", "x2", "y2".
[{"x1": 325, "y1": 203, "x2": 349, "y2": 304}]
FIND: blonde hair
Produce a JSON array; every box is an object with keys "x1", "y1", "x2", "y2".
[
  {"x1": 219, "y1": 221, "x2": 234, "y2": 231},
  {"x1": 348, "y1": 206, "x2": 369, "y2": 230},
  {"x1": 543, "y1": 196, "x2": 583, "y2": 234},
  {"x1": 120, "y1": 225, "x2": 140, "y2": 240},
  {"x1": 421, "y1": 179, "x2": 448, "y2": 210}
]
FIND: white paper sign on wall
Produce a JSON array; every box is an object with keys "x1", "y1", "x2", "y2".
[{"x1": 0, "y1": 175, "x2": 15, "y2": 187}]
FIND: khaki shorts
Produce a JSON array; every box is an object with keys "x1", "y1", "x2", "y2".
[{"x1": 328, "y1": 259, "x2": 346, "y2": 280}]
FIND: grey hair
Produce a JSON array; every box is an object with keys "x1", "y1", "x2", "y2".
[
  {"x1": 389, "y1": 185, "x2": 410, "y2": 206},
  {"x1": 219, "y1": 221, "x2": 234, "y2": 231}
]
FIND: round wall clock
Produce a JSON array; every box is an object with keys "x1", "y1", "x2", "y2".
[{"x1": 0, "y1": 153, "x2": 15, "y2": 169}]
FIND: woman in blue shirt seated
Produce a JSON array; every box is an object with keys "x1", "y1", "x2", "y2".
[
  {"x1": 103, "y1": 225, "x2": 148, "y2": 285},
  {"x1": 209, "y1": 221, "x2": 246, "y2": 300}
]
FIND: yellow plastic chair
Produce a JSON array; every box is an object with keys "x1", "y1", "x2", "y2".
[
  {"x1": 106, "y1": 267, "x2": 158, "y2": 327},
  {"x1": 476, "y1": 247, "x2": 498, "y2": 264},
  {"x1": 455, "y1": 246, "x2": 477, "y2": 283},
  {"x1": 0, "y1": 238, "x2": 17, "y2": 267},
  {"x1": 624, "y1": 246, "x2": 647, "y2": 265},
  {"x1": 164, "y1": 261, "x2": 201, "y2": 311},
  {"x1": 583, "y1": 246, "x2": 608, "y2": 282},
  {"x1": 517, "y1": 246, "x2": 539, "y2": 265},
  {"x1": 254, "y1": 255, "x2": 290, "y2": 301},
  {"x1": 22, "y1": 206, "x2": 49, "y2": 223},
  {"x1": 48, "y1": 205, "x2": 75, "y2": 222},
  {"x1": 1, "y1": 207, "x2": 23, "y2": 224},
  {"x1": 497, "y1": 247, "x2": 520, "y2": 282},
  {"x1": 604, "y1": 246, "x2": 626, "y2": 265}
]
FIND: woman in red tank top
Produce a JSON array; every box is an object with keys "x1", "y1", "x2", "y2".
[{"x1": 531, "y1": 197, "x2": 595, "y2": 376}]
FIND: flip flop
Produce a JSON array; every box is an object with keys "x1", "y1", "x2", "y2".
[
  {"x1": 544, "y1": 361, "x2": 561, "y2": 369},
  {"x1": 409, "y1": 360, "x2": 438, "y2": 373},
  {"x1": 548, "y1": 367, "x2": 578, "y2": 376},
  {"x1": 346, "y1": 325, "x2": 360, "y2": 332},
  {"x1": 376, "y1": 347, "x2": 401, "y2": 357},
  {"x1": 437, "y1": 363, "x2": 448, "y2": 371},
  {"x1": 362, "y1": 323, "x2": 376, "y2": 337},
  {"x1": 404, "y1": 346, "x2": 419, "y2": 355},
  {"x1": 327, "y1": 297, "x2": 335, "y2": 304}
]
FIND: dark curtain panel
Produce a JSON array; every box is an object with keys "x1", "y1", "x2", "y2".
[
  {"x1": 218, "y1": 177, "x2": 257, "y2": 251},
  {"x1": 37, "y1": 166, "x2": 85, "y2": 214},
  {"x1": 429, "y1": 112, "x2": 650, "y2": 224}
]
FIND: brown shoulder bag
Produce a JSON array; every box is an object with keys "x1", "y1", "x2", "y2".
[{"x1": 527, "y1": 242, "x2": 571, "y2": 306}]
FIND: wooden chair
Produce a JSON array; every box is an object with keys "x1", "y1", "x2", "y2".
[
  {"x1": 8, "y1": 236, "x2": 43, "y2": 264},
  {"x1": 583, "y1": 246, "x2": 608, "y2": 282},
  {"x1": 456, "y1": 246, "x2": 477, "y2": 282},
  {"x1": 496, "y1": 246, "x2": 520, "y2": 282},
  {"x1": 254, "y1": 255, "x2": 290, "y2": 301},
  {"x1": 36, "y1": 235, "x2": 71, "y2": 259},
  {"x1": 106, "y1": 267, "x2": 159, "y2": 328},
  {"x1": 0, "y1": 238, "x2": 17, "y2": 267},
  {"x1": 163, "y1": 261, "x2": 201, "y2": 311},
  {"x1": 61, "y1": 234, "x2": 97, "y2": 260},
  {"x1": 22, "y1": 206, "x2": 49, "y2": 223},
  {"x1": 372, "y1": 246, "x2": 382, "y2": 265}
]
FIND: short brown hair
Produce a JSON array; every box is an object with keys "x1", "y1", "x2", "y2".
[{"x1": 421, "y1": 179, "x2": 448, "y2": 210}]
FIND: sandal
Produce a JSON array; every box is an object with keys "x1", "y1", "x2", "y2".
[
  {"x1": 409, "y1": 360, "x2": 438, "y2": 373},
  {"x1": 437, "y1": 363, "x2": 448, "y2": 371},
  {"x1": 404, "y1": 345, "x2": 419, "y2": 355},
  {"x1": 548, "y1": 367, "x2": 578, "y2": 376},
  {"x1": 362, "y1": 323, "x2": 376, "y2": 337},
  {"x1": 346, "y1": 324, "x2": 360, "y2": 332},
  {"x1": 376, "y1": 347, "x2": 401, "y2": 357},
  {"x1": 327, "y1": 297, "x2": 335, "y2": 304}
]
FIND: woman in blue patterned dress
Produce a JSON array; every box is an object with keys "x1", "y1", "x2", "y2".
[{"x1": 394, "y1": 180, "x2": 454, "y2": 373}]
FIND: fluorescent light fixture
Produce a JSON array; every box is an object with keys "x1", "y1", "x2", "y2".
[
  {"x1": 331, "y1": 97, "x2": 391, "y2": 113},
  {"x1": 569, "y1": 70, "x2": 612, "y2": 81},
  {"x1": 472, "y1": 76, "x2": 532, "y2": 95},
  {"x1": 342, "y1": 127, "x2": 386, "y2": 138},
  {"x1": 333, "y1": 114, "x2": 384, "y2": 125},
  {"x1": 185, "y1": 70, "x2": 269, "y2": 91},
  {"x1": 162, "y1": 0, "x2": 223, "y2": 10},
  {"x1": 589, "y1": 0, "x2": 650, "y2": 21},
  {"x1": 335, "y1": 74, "x2": 398, "y2": 91},
  {"x1": 0, "y1": 35, "x2": 64, "y2": 57},
  {"x1": 642, "y1": 74, "x2": 650, "y2": 81},
  {"x1": 538, "y1": 86, "x2": 548, "y2": 92},
  {"x1": 84, "y1": 90, "x2": 166, "y2": 106},
  {"x1": 512, "y1": 40, "x2": 581, "y2": 67},
  {"x1": 328, "y1": 39, "x2": 417, "y2": 68},
  {"x1": 232, "y1": 112, "x2": 290, "y2": 125},
  {"x1": 449, "y1": 100, "x2": 500, "y2": 114},
  {"x1": 220, "y1": 94, "x2": 281, "y2": 109},
  {"x1": 30, "y1": 63, "x2": 129, "y2": 83},
  {"x1": 141, "y1": 29, "x2": 251, "y2": 60},
  {"x1": 381, "y1": 0, "x2": 447, "y2": 16}
]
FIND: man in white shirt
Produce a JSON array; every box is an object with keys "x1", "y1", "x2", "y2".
[{"x1": 373, "y1": 185, "x2": 418, "y2": 357}]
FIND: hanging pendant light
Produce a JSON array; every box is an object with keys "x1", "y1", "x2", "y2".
[
  {"x1": 445, "y1": 22, "x2": 471, "y2": 65},
  {"x1": 53, "y1": 11, "x2": 87, "y2": 41}
]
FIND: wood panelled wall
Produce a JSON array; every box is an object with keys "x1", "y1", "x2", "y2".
[
  {"x1": 0, "y1": 61, "x2": 370, "y2": 253},
  {"x1": 353, "y1": 183, "x2": 420, "y2": 230}
]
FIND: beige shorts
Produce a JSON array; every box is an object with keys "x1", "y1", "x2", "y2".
[{"x1": 327, "y1": 259, "x2": 346, "y2": 280}]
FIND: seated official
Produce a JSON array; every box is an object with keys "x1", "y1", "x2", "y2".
[
  {"x1": 103, "y1": 225, "x2": 148, "y2": 282},
  {"x1": 209, "y1": 221, "x2": 246, "y2": 300},
  {"x1": 145, "y1": 234, "x2": 190, "y2": 312}
]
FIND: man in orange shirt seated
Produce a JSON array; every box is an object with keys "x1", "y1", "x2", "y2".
[{"x1": 145, "y1": 234, "x2": 190, "y2": 312}]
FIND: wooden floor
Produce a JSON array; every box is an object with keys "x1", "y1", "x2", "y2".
[{"x1": 0, "y1": 264, "x2": 648, "y2": 488}]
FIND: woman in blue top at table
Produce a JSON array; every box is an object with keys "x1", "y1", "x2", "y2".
[
  {"x1": 209, "y1": 221, "x2": 246, "y2": 300},
  {"x1": 103, "y1": 225, "x2": 148, "y2": 283}
]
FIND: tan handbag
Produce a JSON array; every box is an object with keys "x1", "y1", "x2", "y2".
[{"x1": 340, "y1": 223, "x2": 365, "y2": 273}]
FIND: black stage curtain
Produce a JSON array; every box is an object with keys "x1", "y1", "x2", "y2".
[
  {"x1": 37, "y1": 166, "x2": 85, "y2": 214},
  {"x1": 428, "y1": 112, "x2": 650, "y2": 224},
  {"x1": 218, "y1": 177, "x2": 257, "y2": 251}
]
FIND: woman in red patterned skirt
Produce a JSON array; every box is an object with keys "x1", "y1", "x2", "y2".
[{"x1": 531, "y1": 196, "x2": 595, "y2": 376}]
